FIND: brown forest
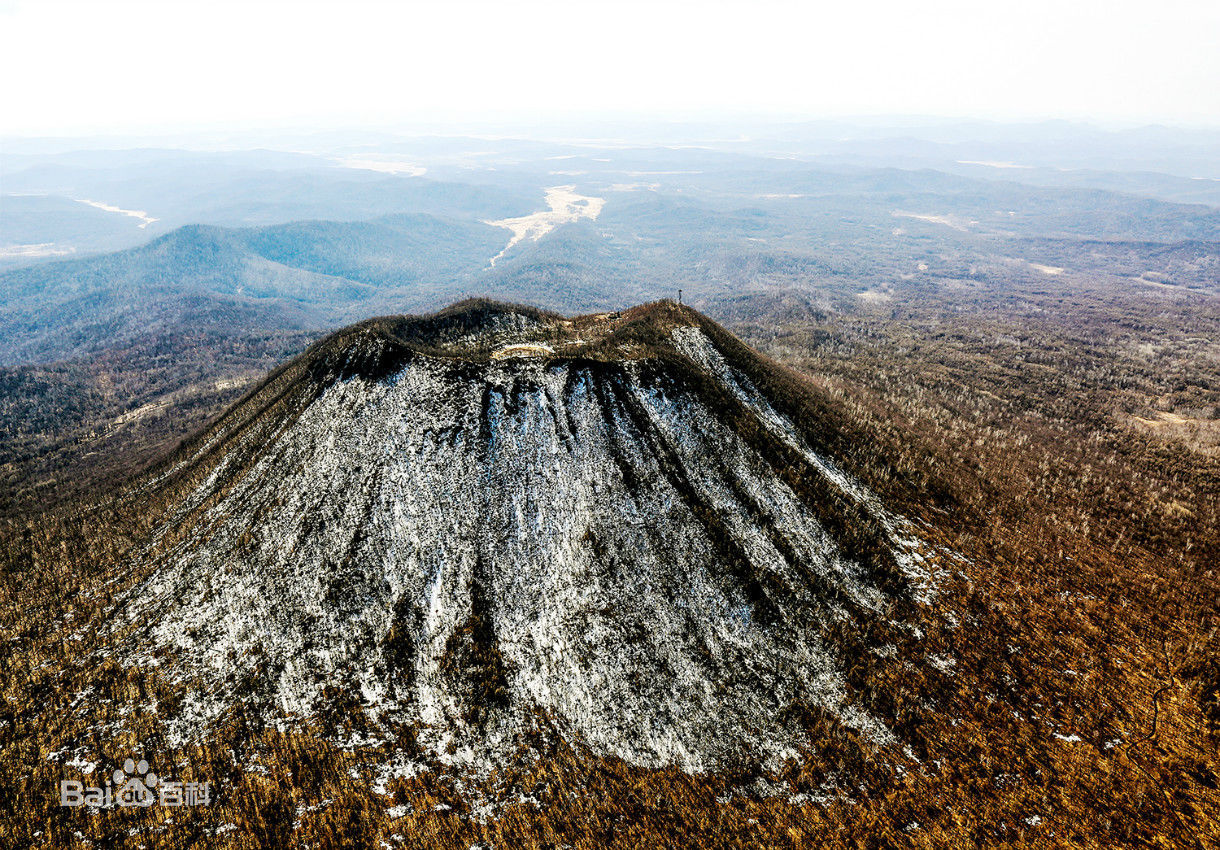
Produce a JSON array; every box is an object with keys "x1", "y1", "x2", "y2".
[{"x1": 1, "y1": 274, "x2": 1218, "y2": 848}]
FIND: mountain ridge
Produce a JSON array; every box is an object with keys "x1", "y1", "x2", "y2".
[{"x1": 0, "y1": 217, "x2": 511, "y2": 366}]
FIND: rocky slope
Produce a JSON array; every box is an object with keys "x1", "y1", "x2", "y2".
[{"x1": 107, "y1": 300, "x2": 935, "y2": 774}]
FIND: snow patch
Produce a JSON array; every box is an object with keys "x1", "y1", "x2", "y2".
[
  {"x1": 338, "y1": 157, "x2": 427, "y2": 177},
  {"x1": 1029, "y1": 263, "x2": 1064, "y2": 275},
  {"x1": 0, "y1": 242, "x2": 75, "y2": 258},
  {"x1": 484, "y1": 186, "x2": 604, "y2": 266},
  {"x1": 957, "y1": 160, "x2": 1033, "y2": 169},
  {"x1": 74, "y1": 199, "x2": 158, "y2": 228},
  {"x1": 892, "y1": 211, "x2": 975, "y2": 231}
]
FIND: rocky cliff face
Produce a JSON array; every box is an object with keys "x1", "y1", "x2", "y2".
[{"x1": 110, "y1": 301, "x2": 934, "y2": 773}]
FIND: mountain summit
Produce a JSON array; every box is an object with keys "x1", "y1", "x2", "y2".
[{"x1": 110, "y1": 300, "x2": 932, "y2": 772}]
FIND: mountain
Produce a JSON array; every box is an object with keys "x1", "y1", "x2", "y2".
[
  {"x1": 3, "y1": 132, "x2": 1218, "y2": 847},
  {"x1": 0, "y1": 217, "x2": 509, "y2": 366},
  {"x1": 1, "y1": 149, "x2": 540, "y2": 252},
  {"x1": 0, "y1": 193, "x2": 163, "y2": 267},
  {"x1": 5, "y1": 295, "x2": 1218, "y2": 847},
  {"x1": 104, "y1": 300, "x2": 935, "y2": 772},
  {"x1": 9, "y1": 153, "x2": 1220, "y2": 369}
]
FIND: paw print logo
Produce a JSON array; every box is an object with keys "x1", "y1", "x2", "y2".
[{"x1": 113, "y1": 758, "x2": 158, "y2": 807}]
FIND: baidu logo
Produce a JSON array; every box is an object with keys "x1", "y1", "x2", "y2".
[
  {"x1": 60, "y1": 756, "x2": 210, "y2": 808},
  {"x1": 112, "y1": 758, "x2": 157, "y2": 807}
]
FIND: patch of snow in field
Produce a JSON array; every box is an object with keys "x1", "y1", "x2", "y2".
[
  {"x1": 857, "y1": 290, "x2": 892, "y2": 304},
  {"x1": 484, "y1": 185, "x2": 605, "y2": 266},
  {"x1": 1029, "y1": 263, "x2": 1064, "y2": 275},
  {"x1": 928, "y1": 654, "x2": 956, "y2": 674},
  {"x1": 1132, "y1": 275, "x2": 1194, "y2": 292},
  {"x1": 74, "y1": 199, "x2": 158, "y2": 228},
  {"x1": 371, "y1": 755, "x2": 427, "y2": 795},
  {"x1": 607, "y1": 182, "x2": 660, "y2": 192},
  {"x1": 892, "y1": 211, "x2": 976, "y2": 231},
  {"x1": 338, "y1": 157, "x2": 427, "y2": 176},
  {"x1": 0, "y1": 242, "x2": 75, "y2": 258},
  {"x1": 491, "y1": 343, "x2": 554, "y2": 359},
  {"x1": 956, "y1": 160, "x2": 1033, "y2": 169},
  {"x1": 65, "y1": 753, "x2": 97, "y2": 774},
  {"x1": 112, "y1": 400, "x2": 172, "y2": 426}
]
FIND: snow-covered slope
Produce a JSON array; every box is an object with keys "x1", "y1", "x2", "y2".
[{"x1": 111, "y1": 301, "x2": 932, "y2": 773}]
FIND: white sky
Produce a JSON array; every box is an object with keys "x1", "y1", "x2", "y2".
[{"x1": 2, "y1": 0, "x2": 1218, "y2": 136}]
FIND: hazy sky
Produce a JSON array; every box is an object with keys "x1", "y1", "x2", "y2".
[{"x1": 2, "y1": 0, "x2": 1218, "y2": 135}]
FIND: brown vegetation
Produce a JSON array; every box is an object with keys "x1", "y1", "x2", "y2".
[{"x1": 1, "y1": 285, "x2": 1218, "y2": 847}]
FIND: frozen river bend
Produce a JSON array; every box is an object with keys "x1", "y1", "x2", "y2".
[{"x1": 112, "y1": 300, "x2": 934, "y2": 773}]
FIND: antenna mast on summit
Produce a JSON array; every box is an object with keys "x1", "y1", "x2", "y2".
[{"x1": 678, "y1": 289, "x2": 682, "y2": 306}]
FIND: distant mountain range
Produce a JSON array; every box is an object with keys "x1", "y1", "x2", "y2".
[
  {"x1": 0, "y1": 216, "x2": 508, "y2": 365},
  {"x1": 6, "y1": 160, "x2": 1220, "y2": 368},
  {"x1": 3, "y1": 147, "x2": 1219, "y2": 516}
]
